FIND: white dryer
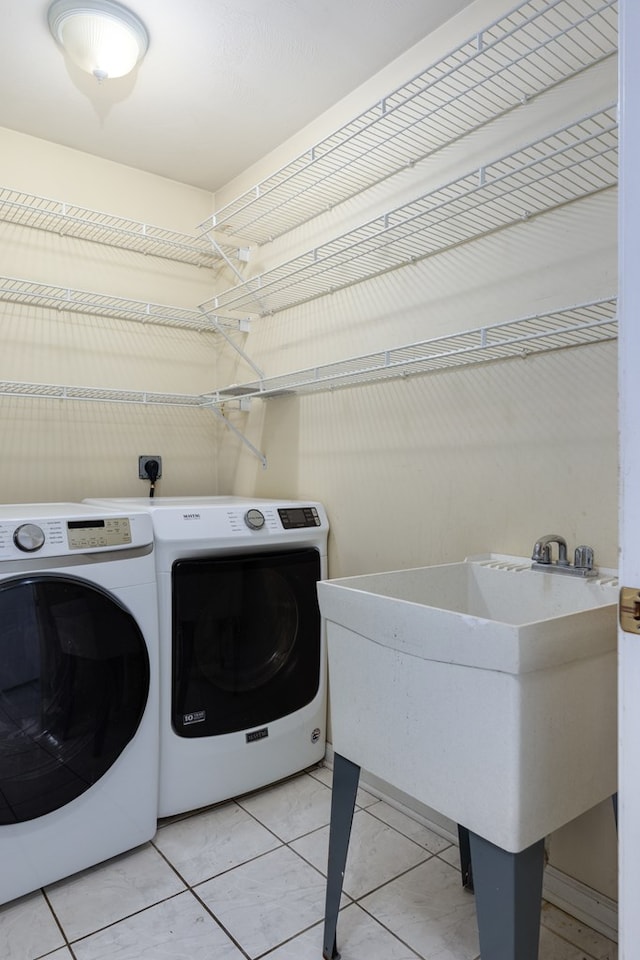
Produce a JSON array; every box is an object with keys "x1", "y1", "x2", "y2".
[
  {"x1": 85, "y1": 496, "x2": 328, "y2": 818},
  {"x1": 0, "y1": 503, "x2": 158, "y2": 905}
]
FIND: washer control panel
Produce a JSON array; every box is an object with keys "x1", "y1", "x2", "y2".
[
  {"x1": 67, "y1": 517, "x2": 132, "y2": 550},
  {"x1": 0, "y1": 515, "x2": 134, "y2": 558}
]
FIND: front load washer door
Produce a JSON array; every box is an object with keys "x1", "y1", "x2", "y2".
[
  {"x1": 172, "y1": 547, "x2": 321, "y2": 737},
  {"x1": 0, "y1": 575, "x2": 149, "y2": 824}
]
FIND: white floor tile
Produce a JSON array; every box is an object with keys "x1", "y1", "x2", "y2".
[
  {"x1": 237, "y1": 771, "x2": 332, "y2": 841},
  {"x1": 437, "y1": 844, "x2": 461, "y2": 869},
  {"x1": 306, "y1": 763, "x2": 331, "y2": 785},
  {"x1": 292, "y1": 808, "x2": 431, "y2": 899},
  {"x1": 266, "y1": 903, "x2": 422, "y2": 960},
  {"x1": 540, "y1": 903, "x2": 618, "y2": 959},
  {"x1": 0, "y1": 890, "x2": 64, "y2": 960},
  {"x1": 366, "y1": 800, "x2": 454, "y2": 855},
  {"x1": 309, "y1": 765, "x2": 379, "y2": 808},
  {"x1": 7, "y1": 771, "x2": 617, "y2": 960},
  {"x1": 356, "y1": 786, "x2": 383, "y2": 809},
  {"x1": 195, "y1": 845, "x2": 330, "y2": 958},
  {"x1": 360, "y1": 856, "x2": 480, "y2": 960},
  {"x1": 538, "y1": 923, "x2": 614, "y2": 959},
  {"x1": 45, "y1": 843, "x2": 185, "y2": 942},
  {"x1": 153, "y1": 800, "x2": 281, "y2": 885},
  {"x1": 71, "y1": 891, "x2": 245, "y2": 960}
]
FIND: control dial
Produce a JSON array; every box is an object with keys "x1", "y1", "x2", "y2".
[
  {"x1": 14, "y1": 523, "x2": 46, "y2": 553},
  {"x1": 244, "y1": 509, "x2": 265, "y2": 530}
]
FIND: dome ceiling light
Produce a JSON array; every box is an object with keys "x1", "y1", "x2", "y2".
[{"x1": 47, "y1": 0, "x2": 149, "y2": 81}]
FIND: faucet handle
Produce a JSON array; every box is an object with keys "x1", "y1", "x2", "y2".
[
  {"x1": 574, "y1": 545, "x2": 595, "y2": 571},
  {"x1": 532, "y1": 542, "x2": 551, "y2": 563}
]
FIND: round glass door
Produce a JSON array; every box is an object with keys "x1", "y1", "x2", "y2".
[
  {"x1": 194, "y1": 567, "x2": 299, "y2": 692},
  {"x1": 172, "y1": 548, "x2": 321, "y2": 737},
  {"x1": 0, "y1": 575, "x2": 149, "y2": 824}
]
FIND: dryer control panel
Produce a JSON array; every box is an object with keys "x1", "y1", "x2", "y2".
[{"x1": 278, "y1": 506, "x2": 322, "y2": 529}]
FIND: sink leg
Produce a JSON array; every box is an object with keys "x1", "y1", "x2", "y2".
[
  {"x1": 457, "y1": 825, "x2": 474, "y2": 891},
  {"x1": 323, "y1": 753, "x2": 361, "y2": 960},
  {"x1": 468, "y1": 831, "x2": 545, "y2": 960}
]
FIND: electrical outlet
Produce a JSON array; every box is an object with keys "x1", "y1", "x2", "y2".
[{"x1": 139, "y1": 456, "x2": 162, "y2": 480}]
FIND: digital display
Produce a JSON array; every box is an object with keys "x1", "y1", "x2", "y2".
[
  {"x1": 278, "y1": 507, "x2": 320, "y2": 529},
  {"x1": 285, "y1": 509, "x2": 306, "y2": 523},
  {"x1": 68, "y1": 519, "x2": 106, "y2": 529}
]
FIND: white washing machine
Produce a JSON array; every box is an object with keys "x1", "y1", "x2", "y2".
[
  {"x1": 85, "y1": 496, "x2": 328, "y2": 817},
  {"x1": 0, "y1": 503, "x2": 159, "y2": 905}
]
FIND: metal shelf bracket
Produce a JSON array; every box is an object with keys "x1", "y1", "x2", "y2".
[
  {"x1": 198, "y1": 307, "x2": 263, "y2": 379},
  {"x1": 210, "y1": 405, "x2": 267, "y2": 469}
]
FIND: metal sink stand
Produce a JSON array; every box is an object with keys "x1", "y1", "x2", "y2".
[{"x1": 322, "y1": 753, "x2": 546, "y2": 960}]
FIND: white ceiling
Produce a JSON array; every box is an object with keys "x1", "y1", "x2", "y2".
[{"x1": 0, "y1": 0, "x2": 476, "y2": 193}]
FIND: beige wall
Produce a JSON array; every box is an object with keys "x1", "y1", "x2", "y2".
[
  {"x1": 0, "y1": 0, "x2": 619, "y2": 908},
  {"x1": 0, "y1": 127, "x2": 225, "y2": 502},
  {"x1": 218, "y1": 0, "x2": 619, "y2": 904}
]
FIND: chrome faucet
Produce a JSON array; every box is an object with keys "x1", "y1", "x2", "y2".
[
  {"x1": 531, "y1": 534, "x2": 597, "y2": 577},
  {"x1": 531, "y1": 534, "x2": 569, "y2": 566}
]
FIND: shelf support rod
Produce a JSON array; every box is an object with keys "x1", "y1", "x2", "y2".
[
  {"x1": 210, "y1": 405, "x2": 267, "y2": 470},
  {"x1": 198, "y1": 307, "x2": 264, "y2": 379},
  {"x1": 205, "y1": 233, "x2": 272, "y2": 315},
  {"x1": 205, "y1": 234, "x2": 249, "y2": 284}
]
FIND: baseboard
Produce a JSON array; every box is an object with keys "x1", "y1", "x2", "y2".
[
  {"x1": 321, "y1": 747, "x2": 618, "y2": 943},
  {"x1": 543, "y1": 866, "x2": 618, "y2": 942}
]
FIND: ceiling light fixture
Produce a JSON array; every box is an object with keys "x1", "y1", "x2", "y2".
[{"x1": 48, "y1": 0, "x2": 149, "y2": 81}]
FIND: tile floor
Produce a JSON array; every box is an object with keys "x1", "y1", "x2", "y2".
[{"x1": 2, "y1": 764, "x2": 618, "y2": 960}]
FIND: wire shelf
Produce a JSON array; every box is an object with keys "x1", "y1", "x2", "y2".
[
  {"x1": 201, "y1": 0, "x2": 617, "y2": 244},
  {"x1": 0, "y1": 276, "x2": 235, "y2": 332},
  {"x1": 0, "y1": 380, "x2": 205, "y2": 406},
  {"x1": 202, "y1": 106, "x2": 618, "y2": 317},
  {"x1": 204, "y1": 297, "x2": 617, "y2": 401},
  {"x1": 0, "y1": 187, "x2": 231, "y2": 267}
]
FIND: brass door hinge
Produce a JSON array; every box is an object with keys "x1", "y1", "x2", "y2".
[{"x1": 620, "y1": 587, "x2": 640, "y2": 634}]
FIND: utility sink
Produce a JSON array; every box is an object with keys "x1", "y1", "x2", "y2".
[{"x1": 317, "y1": 555, "x2": 618, "y2": 852}]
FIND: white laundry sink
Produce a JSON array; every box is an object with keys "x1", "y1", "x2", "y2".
[{"x1": 317, "y1": 555, "x2": 618, "y2": 852}]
